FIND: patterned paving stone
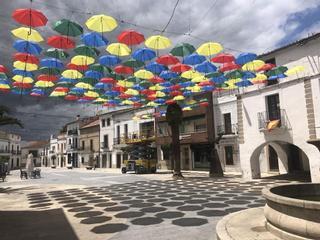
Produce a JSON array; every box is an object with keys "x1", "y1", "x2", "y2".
[
  {"x1": 94, "y1": 202, "x2": 117, "y2": 207},
  {"x1": 63, "y1": 202, "x2": 87, "y2": 208},
  {"x1": 202, "y1": 202, "x2": 229, "y2": 208},
  {"x1": 225, "y1": 207, "x2": 247, "y2": 213},
  {"x1": 197, "y1": 210, "x2": 226, "y2": 217},
  {"x1": 115, "y1": 211, "x2": 145, "y2": 219},
  {"x1": 130, "y1": 203, "x2": 155, "y2": 208},
  {"x1": 131, "y1": 217, "x2": 163, "y2": 226},
  {"x1": 91, "y1": 223, "x2": 129, "y2": 234},
  {"x1": 81, "y1": 216, "x2": 112, "y2": 224},
  {"x1": 68, "y1": 207, "x2": 93, "y2": 212},
  {"x1": 74, "y1": 211, "x2": 104, "y2": 218},
  {"x1": 177, "y1": 205, "x2": 204, "y2": 211},
  {"x1": 172, "y1": 217, "x2": 208, "y2": 227},
  {"x1": 155, "y1": 211, "x2": 185, "y2": 219},
  {"x1": 29, "y1": 203, "x2": 53, "y2": 208},
  {"x1": 146, "y1": 198, "x2": 168, "y2": 203},
  {"x1": 225, "y1": 200, "x2": 251, "y2": 205},
  {"x1": 104, "y1": 206, "x2": 129, "y2": 212},
  {"x1": 140, "y1": 207, "x2": 166, "y2": 213},
  {"x1": 160, "y1": 201, "x2": 185, "y2": 207}
]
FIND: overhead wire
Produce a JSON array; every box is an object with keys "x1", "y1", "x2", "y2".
[{"x1": 161, "y1": 0, "x2": 180, "y2": 33}]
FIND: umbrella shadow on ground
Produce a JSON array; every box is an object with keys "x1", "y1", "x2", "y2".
[
  {"x1": 0, "y1": 186, "x2": 38, "y2": 194},
  {"x1": 0, "y1": 208, "x2": 78, "y2": 240}
]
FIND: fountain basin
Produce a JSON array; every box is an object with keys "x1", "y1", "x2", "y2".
[{"x1": 262, "y1": 183, "x2": 320, "y2": 240}]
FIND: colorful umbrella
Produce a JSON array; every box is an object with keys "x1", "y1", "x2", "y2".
[
  {"x1": 183, "y1": 53, "x2": 206, "y2": 65},
  {"x1": 196, "y1": 42, "x2": 223, "y2": 56},
  {"x1": 242, "y1": 60, "x2": 265, "y2": 71},
  {"x1": 45, "y1": 48, "x2": 69, "y2": 59},
  {"x1": 62, "y1": 69, "x2": 83, "y2": 79},
  {"x1": 156, "y1": 54, "x2": 179, "y2": 66},
  {"x1": 132, "y1": 48, "x2": 156, "y2": 62},
  {"x1": 0, "y1": 65, "x2": 8, "y2": 73},
  {"x1": 106, "y1": 43, "x2": 131, "y2": 56},
  {"x1": 13, "y1": 40, "x2": 42, "y2": 55},
  {"x1": 86, "y1": 14, "x2": 117, "y2": 32},
  {"x1": 12, "y1": 8, "x2": 48, "y2": 27},
  {"x1": 13, "y1": 61, "x2": 38, "y2": 71},
  {"x1": 134, "y1": 69, "x2": 154, "y2": 79},
  {"x1": 11, "y1": 27, "x2": 44, "y2": 42},
  {"x1": 118, "y1": 29, "x2": 145, "y2": 46},
  {"x1": 53, "y1": 19, "x2": 83, "y2": 37},
  {"x1": 40, "y1": 58, "x2": 64, "y2": 69},
  {"x1": 235, "y1": 53, "x2": 257, "y2": 65},
  {"x1": 145, "y1": 35, "x2": 171, "y2": 50},
  {"x1": 47, "y1": 35, "x2": 75, "y2": 49},
  {"x1": 81, "y1": 32, "x2": 109, "y2": 47},
  {"x1": 170, "y1": 63, "x2": 192, "y2": 73},
  {"x1": 114, "y1": 65, "x2": 134, "y2": 75},
  {"x1": 195, "y1": 61, "x2": 217, "y2": 73},
  {"x1": 74, "y1": 44, "x2": 99, "y2": 58},
  {"x1": 12, "y1": 75, "x2": 34, "y2": 83},
  {"x1": 219, "y1": 62, "x2": 241, "y2": 72},
  {"x1": 170, "y1": 43, "x2": 195, "y2": 57},
  {"x1": 71, "y1": 55, "x2": 95, "y2": 65},
  {"x1": 145, "y1": 62, "x2": 167, "y2": 74},
  {"x1": 123, "y1": 58, "x2": 144, "y2": 68},
  {"x1": 13, "y1": 53, "x2": 39, "y2": 64},
  {"x1": 211, "y1": 53, "x2": 235, "y2": 63},
  {"x1": 99, "y1": 55, "x2": 121, "y2": 66}
]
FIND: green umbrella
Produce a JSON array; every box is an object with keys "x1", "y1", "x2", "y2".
[
  {"x1": 225, "y1": 70, "x2": 243, "y2": 79},
  {"x1": 79, "y1": 77, "x2": 97, "y2": 85},
  {"x1": 170, "y1": 43, "x2": 196, "y2": 57},
  {"x1": 89, "y1": 64, "x2": 110, "y2": 74},
  {"x1": 0, "y1": 73, "x2": 7, "y2": 79},
  {"x1": 106, "y1": 72, "x2": 124, "y2": 80},
  {"x1": 139, "y1": 80, "x2": 151, "y2": 87},
  {"x1": 205, "y1": 72, "x2": 222, "y2": 78},
  {"x1": 53, "y1": 19, "x2": 83, "y2": 37},
  {"x1": 267, "y1": 66, "x2": 288, "y2": 76},
  {"x1": 74, "y1": 44, "x2": 99, "y2": 58},
  {"x1": 39, "y1": 67, "x2": 61, "y2": 75},
  {"x1": 126, "y1": 76, "x2": 140, "y2": 83},
  {"x1": 45, "y1": 48, "x2": 69, "y2": 59},
  {"x1": 123, "y1": 58, "x2": 144, "y2": 68}
]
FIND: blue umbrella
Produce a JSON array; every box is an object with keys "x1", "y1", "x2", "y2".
[
  {"x1": 155, "y1": 98, "x2": 166, "y2": 104},
  {"x1": 211, "y1": 75, "x2": 227, "y2": 84},
  {"x1": 81, "y1": 32, "x2": 109, "y2": 47},
  {"x1": 201, "y1": 85, "x2": 215, "y2": 92},
  {"x1": 129, "y1": 96, "x2": 140, "y2": 102},
  {"x1": 104, "y1": 90, "x2": 120, "y2": 97},
  {"x1": 99, "y1": 55, "x2": 121, "y2": 67},
  {"x1": 31, "y1": 88, "x2": 45, "y2": 95},
  {"x1": 268, "y1": 73, "x2": 286, "y2": 80},
  {"x1": 160, "y1": 70, "x2": 178, "y2": 80},
  {"x1": 12, "y1": 69, "x2": 34, "y2": 78},
  {"x1": 145, "y1": 62, "x2": 167, "y2": 74},
  {"x1": 78, "y1": 99, "x2": 91, "y2": 103},
  {"x1": 195, "y1": 61, "x2": 217, "y2": 73},
  {"x1": 0, "y1": 79, "x2": 10, "y2": 84},
  {"x1": 183, "y1": 90, "x2": 193, "y2": 97},
  {"x1": 11, "y1": 88, "x2": 30, "y2": 95},
  {"x1": 70, "y1": 87, "x2": 85, "y2": 95},
  {"x1": 179, "y1": 81, "x2": 194, "y2": 88},
  {"x1": 160, "y1": 81, "x2": 173, "y2": 87},
  {"x1": 132, "y1": 84, "x2": 145, "y2": 91},
  {"x1": 236, "y1": 80, "x2": 253, "y2": 87},
  {"x1": 235, "y1": 52, "x2": 257, "y2": 65},
  {"x1": 183, "y1": 53, "x2": 206, "y2": 65},
  {"x1": 40, "y1": 58, "x2": 64, "y2": 69},
  {"x1": 85, "y1": 70, "x2": 103, "y2": 80},
  {"x1": 132, "y1": 48, "x2": 156, "y2": 62},
  {"x1": 242, "y1": 71, "x2": 256, "y2": 79},
  {"x1": 13, "y1": 40, "x2": 42, "y2": 55},
  {"x1": 108, "y1": 99, "x2": 121, "y2": 104},
  {"x1": 58, "y1": 77, "x2": 76, "y2": 84},
  {"x1": 162, "y1": 87, "x2": 171, "y2": 93},
  {"x1": 94, "y1": 82, "x2": 106, "y2": 89}
]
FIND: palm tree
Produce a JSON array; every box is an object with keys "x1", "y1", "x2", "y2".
[{"x1": 0, "y1": 105, "x2": 23, "y2": 128}]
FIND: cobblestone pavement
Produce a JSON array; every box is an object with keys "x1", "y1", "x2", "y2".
[{"x1": 0, "y1": 169, "x2": 300, "y2": 240}]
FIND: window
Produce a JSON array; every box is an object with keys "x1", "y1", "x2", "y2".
[
  {"x1": 102, "y1": 119, "x2": 106, "y2": 127},
  {"x1": 107, "y1": 118, "x2": 111, "y2": 126},
  {"x1": 266, "y1": 94, "x2": 280, "y2": 121},
  {"x1": 124, "y1": 124, "x2": 128, "y2": 139},
  {"x1": 90, "y1": 139, "x2": 93, "y2": 151},
  {"x1": 82, "y1": 141, "x2": 85, "y2": 150},
  {"x1": 81, "y1": 157, "x2": 84, "y2": 164},
  {"x1": 103, "y1": 135, "x2": 109, "y2": 148},
  {"x1": 223, "y1": 113, "x2": 232, "y2": 134},
  {"x1": 225, "y1": 146, "x2": 234, "y2": 165},
  {"x1": 265, "y1": 58, "x2": 278, "y2": 86}
]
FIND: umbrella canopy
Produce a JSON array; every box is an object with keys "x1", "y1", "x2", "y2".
[
  {"x1": 181, "y1": 70, "x2": 203, "y2": 79},
  {"x1": 183, "y1": 53, "x2": 206, "y2": 65},
  {"x1": 45, "y1": 48, "x2": 69, "y2": 59},
  {"x1": 123, "y1": 58, "x2": 144, "y2": 68},
  {"x1": 66, "y1": 63, "x2": 88, "y2": 72},
  {"x1": 40, "y1": 58, "x2": 64, "y2": 69},
  {"x1": 39, "y1": 67, "x2": 61, "y2": 75},
  {"x1": 37, "y1": 74, "x2": 58, "y2": 82},
  {"x1": 235, "y1": 52, "x2": 257, "y2": 65},
  {"x1": 170, "y1": 63, "x2": 192, "y2": 73},
  {"x1": 71, "y1": 55, "x2": 95, "y2": 65},
  {"x1": 170, "y1": 43, "x2": 195, "y2": 57},
  {"x1": 156, "y1": 54, "x2": 179, "y2": 66},
  {"x1": 242, "y1": 60, "x2": 265, "y2": 71},
  {"x1": 132, "y1": 48, "x2": 156, "y2": 62},
  {"x1": 86, "y1": 14, "x2": 117, "y2": 32},
  {"x1": 99, "y1": 55, "x2": 121, "y2": 66},
  {"x1": 118, "y1": 29, "x2": 145, "y2": 45},
  {"x1": 11, "y1": 27, "x2": 44, "y2": 42},
  {"x1": 267, "y1": 66, "x2": 288, "y2": 76},
  {"x1": 12, "y1": 69, "x2": 34, "y2": 77},
  {"x1": 256, "y1": 63, "x2": 275, "y2": 72},
  {"x1": 106, "y1": 43, "x2": 131, "y2": 56},
  {"x1": 81, "y1": 32, "x2": 109, "y2": 47},
  {"x1": 53, "y1": 19, "x2": 83, "y2": 37},
  {"x1": 145, "y1": 35, "x2": 171, "y2": 50},
  {"x1": 196, "y1": 42, "x2": 223, "y2": 56},
  {"x1": 134, "y1": 69, "x2": 154, "y2": 79},
  {"x1": 35, "y1": 80, "x2": 55, "y2": 88},
  {"x1": 211, "y1": 53, "x2": 235, "y2": 63},
  {"x1": 195, "y1": 61, "x2": 217, "y2": 73},
  {"x1": 74, "y1": 44, "x2": 99, "y2": 58},
  {"x1": 62, "y1": 69, "x2": 83, "y2": 79},
  {"x1": 219, "y1": 62, "x2": 241, "y2": 72},
  {"x1": 145, "y1": 62, "x2": 167, "y2": 74},
  {"x1": 13, "y1": 61, "x2": 38, "y2": 71},
  {"x1": 0, "y1": 65, "x2": 8, "y2": 73},
  {"x1": 47, "y1": 35, "x2": 75, "y2": 49},
  {"x1": 114, "y1": 65, "x2": 134, "y2": 75},
  {"x1": 13, "y1": 40, "x2": 42, "y2": 55},
  {"x1": 12, "y1": 75, "x2": 34, "y2": 83},
  {"x1": 13, "y1": 53, "x2": 39, "y2": 64},
  {"x1": 12, "y1": 8, "x2": 48, "y2": 27}
]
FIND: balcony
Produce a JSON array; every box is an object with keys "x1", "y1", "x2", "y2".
[
  {"x1": 217, "y1": 124, "x2": 238, "y2": 136},
  {"x1": 113, "y1": 132, "x2": 155, "y2": 145},
  {"x1": 258, "y1": 109, "x2": 291, "y2": 131},
  {"x1": 67, "y1": 129, "x2": 78, "y2": 136},
  {"x1": 66, "y1": 144, "x2": 79, "y2": 151},
  {"x1": 0, "y1": 149, "x2": 10, "y2": 154}
]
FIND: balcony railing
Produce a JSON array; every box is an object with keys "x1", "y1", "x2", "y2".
[
  {"x1": 158, "y1": 126, "x2": 207, "y2": 137},
  {"x1": 0, "y1": 149, "x2": 10, "y2": 154},
  {"x1": 258, "y1": 109, "x2": 291, "y2": 131},
  {"x1": 217, "y1": 124, "x2": 238, "y2": 135},
  {"x1": 113, "y1": 132, "x2": 155, "y2": 145}
]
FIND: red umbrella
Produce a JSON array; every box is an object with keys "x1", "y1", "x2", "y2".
[
  {"x1": 103, "y1": 103, "x2": 116, "y2": 107},
  {"x1": 47, "y1": 36, "x2": 75, "y2": 49},
  {"x1": 256, "y1": 63, "x2": 275, "y2": 72},
  {"x1": 147, "y1": 95, "x2": 156, "y2": 101},
  {"x1": 170, "y1": 63, "x2": 192, "y2": 73},
  {"x1": 0, "y1": 65, "x2": 8, "y2": 73},
  {"x1": 141, "y1": 89, "x2": 155, "y2": 95},
  {"x1": 13, "y1": 82, "x2": 32, "y2": 89},
  {"x1": 198, "y1": 81, "x2": 213, "y2": 86},
  {"x1": 54, "y1": 87, "x2": 69, "y2": 92},
  {"x1": 119, "y1": 93, "x2": 131, "y2": 99},
  {"x1": 13, "y1": 53, "x2": 39, "y2": 64},
  {"x1": 156, "y1": 54, "x2": 179, "y2": 66},
  {"x1": 114, "y1": 65, "x2": 134, "y2": 75},
  {"x1": 133, "y1": 102, "x2": 143, "y2": 108},
  {"x1": 117, "y1": 29, "x2": 145, "y2": 46},
  {"x1": 12, "y1": 8, "x2": 48, "y2": 27},
  {"x1": 30, "y1": 92, "x2": 43, "y2": 97},
  {"x1": 113, "y1": 86, "x2": 127, "y2": 92},
  {"x1": 66, "y1": 63, "x2": 88, "y2": 71},
  {"x1": 65, "y1": 95, "x2": 79, "y2": 101},
  {"x1": 166, "y1": 99, "x2": 176, "y2": 105},
  {"x1": 81, "y1": 96, "x2": 96, "y2": 101},
  {"x1": 199, "y1": 102, "x2": 209, "y2": 107},
  {"x1": 100, "y1": 78, "x2": 116, "y2": 84},
  {"x1": 211, "y1": 53, "x2": 235, "y2": 63},
  {"x1": 149, "y1": 76, "x2": 165, "y2": 84},
  {"x1": 37, "y1": 75, "x2": 58, "y2": 82},
  {"x1": 170, "y1": 84, "x2": 181, "y2": 91},
  {"x1": 219, "y1": 62, "x2": 241, "y2": 72},
  {"x1": 170, "y1": 90, "x2": 182, "y2": 97}
]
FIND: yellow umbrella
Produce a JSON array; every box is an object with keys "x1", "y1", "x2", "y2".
[
  {"x1": 173, "y1": 95, "x2": 185, "y2": 101},
  {"x1": 12, "y1": 75, "x2": 34, "y2": 83},
  {"x1": 145, "y1": 35, "x2": 171, "y2": 50},
  {"x1": 117, "y1": 80, "x2": 134, "y2": 88},
  {"x1": 196, "y1": 42, "x2": 223, "y2": 56},
  {"x1": 0, "y1": 84, "x2": 10, "y2": 89},
  {"x1": 85, "y1": 91, "x2": 99, "y2": 98},
  {"x1": 190, "y1": 85, "x2": 201, "y2": 93},
  {"x1": 183, "y1": 107, "x2": 192, "y2": 111},
  {"x1": 251, "y1": 73, "x2": 267, "y2": 84},
  {"x1": 155, "y1": 91, "x2": 165, "y2": 97},
  {"x1": 285, "y1": 66, "x2": 305, "y2": 75},
  {"x1": 71, "y1": 55, "x2": 95, "y2": 65},
  {"x1": 13, "y1": 61, "x2": 38, "y2": 71},
  {"x1": 134, "y1": 69, "x2": 154, "y2": 79},
  {"x1": 149, "y1": 84, "x2": 164, "y2": 91},
  {"x1": 147, "y1": 101, "x2": 159, "y2": 107},
  {"x1": 106, "y1": 43, "x2": 131, "y2": 56},
  {"x1": 222, "y1": 83, "x2": 238, "y2": 90},
  {"x1": 50, "y1": 91, "x2": 67, "y2": 97},
  {"x1": 62, "y1": 69, "x2": 83, "y2": 79},
  {"x1": 226, "y1": 78, "x2": 242, "y2": 86},
  {"x1": 35, "y1": 81, "x2": 54, "y2": 88},
  {"x1": 186, "y1": 99, "x2": 197, "y2": 105},
  {"x1": 181, "y1": 70, "x2": 203, "y2": 79},
  {"x1": 122, "y1": 100, "x2": 134, "y2": 105},
  {"x1": 242, "y1": 60, "x2": 265, "y2": 71},
  {"x1": 11, "y1": 27, "x2": 44, "y2": 42},
  {"x1": 75, "y1": 82, "x2": 93, "y2": 89},
  {"x1": 191, "y1": 76, "x2": 208, "y2": 83},
  {"x1": 94, "y1": 97, "x2": 107, "y2": 103},
  {"x1": 86, "y1": 14, "x2": 117, "y2": 32},
  {"x1": 125, "y1": 89, "x2": 139, "y2": 96}
]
